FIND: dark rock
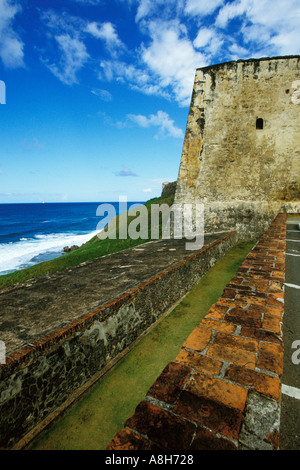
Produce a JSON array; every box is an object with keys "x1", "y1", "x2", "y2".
[{"x1": 63, "y1": 245, "x2": 79, "y2": 253}]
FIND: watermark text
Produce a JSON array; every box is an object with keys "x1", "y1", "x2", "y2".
[
  {"x1": 96, "y1": 197, "x2": 204, "y2": 251},
  {"x1": 0, "y1": 341, "x2": 6, "y2": 364},
  {"x1": 291, "y1": 340, "x2": 300, "y2": 365},
  {"x1": 0, "y1": 80, "x2": 6, "y2": 105}
]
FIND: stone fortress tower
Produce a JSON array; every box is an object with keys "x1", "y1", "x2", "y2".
[{"x1": 174, "y1": 56, "x2": 300, "y2": 239}]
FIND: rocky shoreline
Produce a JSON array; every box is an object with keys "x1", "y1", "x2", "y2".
[{"x1": 63, "y1": 245, "x2": 80, "y2": 253}]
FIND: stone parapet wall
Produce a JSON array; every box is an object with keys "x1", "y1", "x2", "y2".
[
  {"x1": 107, "y1": 213, "x2": 286, "y2": 450},
  {"x1": 0, "y1": 232, "x2": 237, "y2": 449},
  {"x1": 202, "y1": 200, "x2": 300, "y2": 240}
]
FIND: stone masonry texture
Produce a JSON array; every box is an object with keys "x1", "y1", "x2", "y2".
[
  {"x1": 175, "y1": 57, "x2": 300, "y2": 239},
  {"x1": 107, "y1": 213, "x2": 286, "y2": 450},
  {"x1": 0, "y1": 232, "x2": 238, "y2": 449}
]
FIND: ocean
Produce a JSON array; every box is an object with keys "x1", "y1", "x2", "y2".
[{"x1": 0, "y1": 202, "x2": 140, "y2": 276}]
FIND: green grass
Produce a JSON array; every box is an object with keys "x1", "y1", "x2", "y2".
[
  {"x1": 28, "y1": 239, "x2": 255, "y2": 451},
  {"x1": 0, "y1": 194, "x2": 174, "y2": 289}
]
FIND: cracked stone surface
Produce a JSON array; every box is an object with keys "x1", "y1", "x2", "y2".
[{"x1": 238, "y1": 391, "x2": 280, "y2": 450}]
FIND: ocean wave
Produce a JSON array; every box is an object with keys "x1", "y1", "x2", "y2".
[{"x1": 0, "y1": 230, "x2": 99, "y2": 275}]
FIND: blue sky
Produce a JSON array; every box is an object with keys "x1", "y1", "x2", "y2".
[{"x1": 0, "y1": 0, "x2": 299, "y2": 203}]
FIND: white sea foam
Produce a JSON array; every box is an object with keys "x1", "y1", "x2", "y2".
[{"x1": 0, "y1": 230, "x2": 99, "y2": 275}]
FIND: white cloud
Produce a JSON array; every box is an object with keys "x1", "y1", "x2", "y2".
[
  {"x1": 241, "y1": 24, "x2": 271, "y2": 45},
  {"x1": 193, "y1": 28, "x2": 214, "y2": 48},
  {"x1": 73, "y1": 0, "x2": 104, "y2": 4},
  {"x1": 270, "y1": 30, "x2": 300, "y2": 55},
  {"x1": 128, "y1": 113, "x2": 150, "y2": 127},
  {"x1": 41, "y1": 0, "x2": 300, "y2": 97},
  {"x1": 133, "y1": 0, "x2": 225, "y2": 23},
  {"x1": 128, "y1": 0, "x2": 300, "y2": 77},
  {"x1": 216, "y1": 0, "x2": 300, "y2": 56},
  {"x1": 185, "y1": 0, "x2": 224, "y2": 17},
  {"x1": 40, "y1": 10, "x2": 90, "y2": 84},
  {"x1": 99, "y1": 20, "x2": 208, "y2": 106},
  {"x1": 135, "y1": 0, "x2": 185, "y2": 22},
  {"x1": 40, "y1": 9, "x2": 83, "y2": 35},
  {"x1": 127, "y1": 110, "x2": 184, "y2": 139},
  {"x1": 229, "y1": 42, "x2": 250, "y2": 60},
  {"x1": 47, "y1": 34, "x2": 89, "y2": 85},
  {"x1": 193, "y1": 27, "x2": 224, "y2": 56},
  {"x1": 41, "y1": 10, "x2": 126, "y2": 84},
  {"x1": 85, "y1": 21, "x2": 125, "y2": 56},
  {"x1": 0, "y1": 0, "x2": 24, "y2": 68},
  {"x1": 135, "y1": 0, "x2": 152, "y2": 22},
  {"x1": 99, "y1": 59, "x2": 171, "y2": 100},
  {"x1": 91, "y1": 88, "x2": 113, "y2": 101},
  {"x1": 115, "y1": 166, "x2": 138, "y2": 176},
  {"x1": 238, "y1": 0, "x2": 300, "y2": 31},
  {"x1": 0, "y1": 35, "x2": 24, "y2": 68},
  {"x1": 141, "y1": 21, "x2": 208, "y2": 106},
  {"x1": 215, "y1": 0, "x2": 248, "y2": 27}
]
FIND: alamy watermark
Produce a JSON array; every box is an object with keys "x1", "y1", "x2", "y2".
[
  {"x1": 0, "y1": 80, "x2": 6, "y2": 105},
  {"x1": 291, "y1": 340, "x2": 300, "y2": 365},
  {"x1": 96, "y1": 196, "x2": 204, "y2": 251},
  {"x1": 0, "y1": 340, "x2": 5, "y2": 365}
]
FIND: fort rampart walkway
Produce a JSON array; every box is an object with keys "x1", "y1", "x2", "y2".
[
  {"x1": 107, "y1": 213, "x2": 288, "y2": 450},
  {"x1": 0, "y1": 231, "x2": 237, "y2": 449}
]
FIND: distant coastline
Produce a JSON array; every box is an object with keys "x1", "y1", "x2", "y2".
[
  {"x1": 0, "y1": 202, "x2": 142, "y2": 275},
  {"x1": 0, "y1": 195, "x2": 174, "y2": 290}
]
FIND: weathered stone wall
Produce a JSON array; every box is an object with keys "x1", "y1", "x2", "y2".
[
  {"x1": 161, "y1": 181, "x2": 177, "y2": 197},
  {"x1": 0, "y1": 232, "x2": 237, "y2": 449},
  {"x1": 175, "y1": 56, "x2": 300, "y2": 238}
]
